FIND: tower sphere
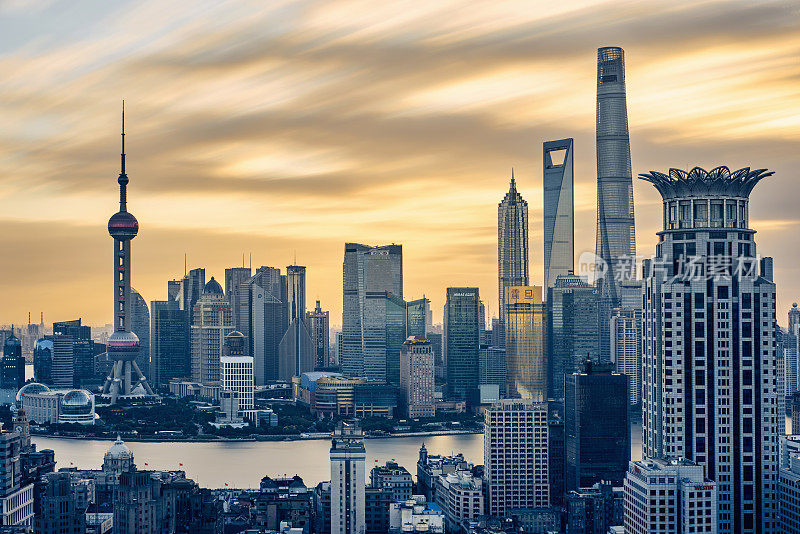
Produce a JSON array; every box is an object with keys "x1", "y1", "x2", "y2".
[
  {"x1": 108, "y1": 210, "x2": 139, "y2": 240},
  {"x1": 107, "y1": 330, "x2": 140, "y2": 362}
]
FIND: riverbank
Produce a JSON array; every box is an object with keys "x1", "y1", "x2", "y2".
[{"x1": 30, "y1": 427, "x2": 482, "y2": 443}]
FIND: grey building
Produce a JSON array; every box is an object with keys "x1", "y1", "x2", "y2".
[
  {"x1": 547, "y1": 273, "x2": 599, "y2": 400},
  {"x1": 279, "y1": 266, "x2": 314, "y2": 381},
  {"x1": 566, "y1": 482, "x2": 623, "y2": 534},
  {"x1": 33, "y1": 472, "x2": 85, "y2": 534},
  {"x1": 609, "y1": 307, "x2": 642, "y2": 407},
  {"x1": 114, "y1": 470, "x2": 174, "y2": 534},
  {"x1": 543, "y1": 138, "x2": 574, "y2": 289},
  {"x1": 130, "y1": 288, "x2": 150, "y2": 380},
  {"x1": 595, "y1": 46, "x2": 636, "y2": 306},
  {"x1": 479, "y1": 345, "x2": 506, "y2": 398},
  {"x1": 331, "y1": 421, "x2": 366, "y2": 534},
  {"x1": 255, "y1": 475, "x2": 312, "y2": 533},
  {"x1": 370, "y1": 461, "x2": 412, "y2": 502},
  {"x1": 565, "y1": 362, "x2": 629, "y2": 491},
  {"x1": 225, "y1": 266, "x2": 252, "y2": 331},
  {"x1": 1, "y1": 333, "x2": 25, "y2": 392},
  {"x1": 497, "y1": 173, "x2": 529, "y2": 349},
  {"x1": 341, "y1": 243, "x2": 403, "y2": 379},
  {"x1": 307, "y1": 300, "x2": 331, "y2": 369},
  {"x1": 190, "y1": 278, "x2": 234, "y2": 386},
  {"x1": 640, "y1": 166, "x2": 779, "y2": 534},
  {"x1": 150, "y1": 298, "x2": 190, "y2": 388},
  {"x1": 549, "y1": 415, "x2": 566, "y2": 508},
  {"x1": 444, "y1": 288, "x2": 480, "y2": 403},
  {"x1": 52, "y1": 319, "x2": 93, "y2": 388},
  {"x1": 0, "y1": 428, "x2": 34, "y2": 528},
  {"x1": 780, "y1": 455, "x2": 800, "y2": 534}
]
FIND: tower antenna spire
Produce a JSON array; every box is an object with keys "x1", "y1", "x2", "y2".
[{"x1": 121, "y1": 100, "x2": 125, "y2": 175}]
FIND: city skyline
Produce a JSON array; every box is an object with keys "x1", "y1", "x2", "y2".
[{"x1": 2, "y1": 1, "x2": 800, "y2": 328}]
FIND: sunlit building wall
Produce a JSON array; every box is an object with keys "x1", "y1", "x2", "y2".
[{"x1": 504, "y1": 286, "x2": 546, "y2": 401}]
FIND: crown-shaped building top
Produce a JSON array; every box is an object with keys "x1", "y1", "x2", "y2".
[{"x1": 639, "y1": 166, "x2": 773, "y2": 201}]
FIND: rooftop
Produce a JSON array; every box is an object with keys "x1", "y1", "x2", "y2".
[{"x1": 639, "y1": 166, "x2": 772, "y2": 200}]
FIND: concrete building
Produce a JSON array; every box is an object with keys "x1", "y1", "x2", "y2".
[
  {"x1": 484, "y1": 399, "x2": 549, "y2": 516},
  {"x1": 150, "y1": 296, "x2": 190, "y2": 388},
  {"x1": 416, "y1": 445, "x2": 475, "y2": 503},
  {"x1": 255, "y1": 475, "x2": 312, "y2": 533},
  {"x1": 609, "y1": 307, "x2": 642, "y2": 406},
  {"x1": 191, "y1": 277, "x2": 234, "y2": 386},
  {"x1": 225, "y1": 266, "x2": 252, "y2": 333},
  {"x1": 565, "y1": 362, "x2": 629, "y2": 490},
  {"x1": 640, "y1": 165, "x2": 779, "y2": 534},
  {"x1": 400, "y1": 336, "x2": 435, "y2": 418},
  {"x1": 114, "y1": 470, "x2": 174, "y2": 534},
  {"x1": 0, "y1": 428, "x2": 34, "y2": 529},
  {"x1": 240, "y1": 266, "x2": 287, "y2": 385},
  {"x1": 444, "y1": 288, "x2": 481, "y2": 403},
  {"x1": 434, "y1": 471, "x2": 484, "y2": 532},
  {"x1": 543, "y1": 138, "x2": 574, "y2": 290},
  {"x1": 331, "y1": 421, "x2": 366, "y2": 534},
  {"x1": 623, "y1": 457, "x2": 716, "y2": 534},
  {"x1": 498, "y1": 172, "x2": 529, "y2": 352},
  {"x1": 780, "y1": 454, "x2": 800, "y2": 533},
  {"x1": 388, "y1": 496, "x2": 444, "y2": 533},
  {"x1": 478, "y1": 345, "x2": 505, "y2": 399},
  {"x1": 504, "y1": 285, "x2": 546, "y2": 400},
  {"x1": 19, "y1": 385, "x2": 95, "y2": 425},
  {"x1": 547, "y1": 273, "x2": 599, "y2": 401},
  {"x1": 220, "y1": 331, "x2": 254, "y2": 414},
  {"x1": 307, "y1": 300, "x2": 331, "y2": 369},
  {"x1": 33, "y1": 472, "x2": 85, "y2": 534},
  {"x1": 565, "y1": 482, "x2": 623, "y2": 534},
  {"x1": 370, "y1": 461, "x2": 412, "y2": 503},
  {"x1": 341, "y1": 243, "x2": 403, "y2": 380}
]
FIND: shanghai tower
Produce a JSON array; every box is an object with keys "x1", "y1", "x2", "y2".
[
  {"x1": 102, "y1": 104, "x2": 154, "y2": 404},
  {"x1": 595, "y1": 46, "x2": 636, "y2": 305}
]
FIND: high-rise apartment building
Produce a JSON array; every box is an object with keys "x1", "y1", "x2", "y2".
[
  {"x1": 543, "y1": 138, "x2": 574, "y2": 289},
  {"x1": 341, "y1": 243, "x2": 403, "y2": 379},
  {"x1": 640, "y1": 166, "x2": 778, "y2": 534},
  {"x1": 220, "y1": 331, "x2": 254, "y2": 414},
  {"x1": 610, "y1": 307, "x2": 642, "y2": 406},
  {"x1": 624, "y1": 457, "x2": 717, "y2": 534},
  {"x1": 595, "y1": 46, "x2": 636, "y2": 305},
  {"x1": 190, "y1": 277, "x2": 234, "y2": 386},
  {"x1": 547, "y1": 273, "x2": 599, "y2": 400},
  {"x1": 307, "y1": 300, "x2": 331, "y2": 369},
  {"x1": 150, "y1": 298, "x2": 190, "y2": 388},
  {"x1": 785, "y1": 303, "x2": 800, "y2": 397},
  {"x1": 484, "y1": 399, "x2": 549, "y2": 516},
  {"x1": 498, "y1": 173, "x2": 529, "y2": 349},
  {"x1": 225, "y1": 266, "x2": 252, "y2": 331},
  {"x1": 400, "y1": 336, "x2": 435, "y2": 418},
  {"x1": 565, "y1": 362, "x2": 629, "y2": 490},
  {"x1": 331, "y1": 421, "x2": 366, "y2": 534},
  {"x1": 444, "y1": 288, "x2": 480, "y2": 403},
  {"x1": 504, "y1": 285, "x2": 546, "y2": 400}
]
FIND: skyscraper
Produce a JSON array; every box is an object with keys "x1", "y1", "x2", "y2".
[
  {"x1": 53, "y1": 319, "x2": 93, "y2": 388},
  {"x1": 150, "y1": 298, "x2": 189, "y2": 388},
  {"x1": 279, "y1": 265, "x2": 314, "y2": 381},
  {"x1": 220, "y1": 331, "x2": 254, "y2": 414},
  {"x1": 785, "y1": 303, "x2": 800, "y2": 397},
  {"x1": 33, "y1": 338, "x2": 53, "y2": 385},
  {"x1": 400, "y1": 336, "x2": 435, "y2": 418},
  {"x1": 498, "y1": 173, "x2": 529, "y2": 349},
  {"x1": 242, "y1": 266, "x2": 286, "y2": 385},
  {"x1": 190, "y1": 277, "x2": 234, "y2": 386},
  {"x1": 341, "y1": 243, "x2": 403, "y2": 378},
  {"x1": 225, "y1": 266, "x2": 252, "y2": 331},
  {"x1": 547, "y1": 273, "x2": 600, "y2": 401},
  {"x1": 543, "y1": 138, "x2": 574, "y2": 289},
  {"x1": 331, "y1": 421, "x2": 366, "y2": 534},
  {"x1": 0, "y1": 427, "x2": 34, "y2": 528},
  {"x1": 1, "y1": 332, "x2": 25, "y2": 391},
  {"x1": 564, "y1": 361, "x2": 629, "y2": 491},
  {"x1": 444, "y1": 288, "x2": 480, "y2": 403},
  {"x1": 595, "y1": 46, "x2": 636, "y2": 305},
  {"x1": 307, "y1": 300, "x2": 331, "y2": 369},
  {"x1": 484, "y1": 399, "x2": 549, "y2": 516},
  {"x1": 130, "y1": 288, "x2": 150, "y2": 380},
  {"x1": 504, "y1": 286, "x2": 546, "y2": 400},
  {"x1": 102, "y1": 106, "x2": 154, "y2": 403},
  {"x1": 640, "y1": 166, "x2": 778, "y2": 534},
  {"x1": 610, "y1": 307, "x2": 642, "y2": 406}
]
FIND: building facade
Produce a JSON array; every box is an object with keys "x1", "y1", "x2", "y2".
[
  {"x1": 595, "y1": 46, "x2": 636, "y2": 305},
  {"x1": 190, "y1": 277, "x2": 234, "y2": 387},
  {"x1": 444, "y1": 288, "x2": 480, "y2": 403},
  {"x1": 399, "y1": 337, "x2": 435, "y2": 418},
  {"x1": 640, "y1": 166, "x2": 779, "y2": 534},
  {"x1": 483, "y1": 399, "x2": 549, "y2": 516},
  {"x1": 543, "y1": 138, "x2": 574, "y2": 289},
  {"x1": 565, "y1": 362, "x2": 629, "y2": 491},
  {"x1": 220, "y1": 331, "x2": 254, "y2": 414},
  {"x1": 150, "y1": 298, "x2": 190, "y2": 388},
  {"x1": 609, "y1": 307, "x2": 642, "y2": 406},
  {"x1": 504, "y1": 285, "x2": 546, "y2": 400},
  {"x1": 497, "y1": 173, "x2": 529, "y2": 349},
  {"x1": 307, "y1": 300, "x2": 331, "y2": 369},
  {"x1": 331, "y1": 422, "x2": 366, "y2": 534}
]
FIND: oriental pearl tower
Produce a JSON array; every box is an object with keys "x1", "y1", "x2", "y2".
[{"x1": 102, "y1": 104, "x2": 155, "y2": 404}]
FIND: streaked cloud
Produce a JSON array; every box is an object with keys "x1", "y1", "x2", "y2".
[{"x1": 1, "y1": 0, "x2": 799, "y2": 326}]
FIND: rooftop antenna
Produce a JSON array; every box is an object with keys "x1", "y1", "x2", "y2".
[
  {"x1": 184, "y1": 253, "x2": 187, "y2": 276},
  {"x1": 242, "y1": 253, "x2": 245, "y2": 268},
  {"x1": 249, "y1": 253, "x2": 252, "y2": 270},
  {"x1": 293, "y1": 250, "x2": 297, "y2": 265}
]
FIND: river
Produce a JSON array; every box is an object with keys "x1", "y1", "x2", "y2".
[{"x1": 32, "y1": 423, "x2": 644, "y2": 489}]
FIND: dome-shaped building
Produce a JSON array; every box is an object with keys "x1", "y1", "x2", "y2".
[
  {"x1": 204, "y1": 277, "x2": 224, "y2": 295},
  {"x1": 16, "y1": 382, "x2": 50, "y2": 406},
  {"x1": 103, "y1": 435, "x2": 134, "y2": 478},
  {"x1": 59, "y1": 389, "x2": 95, "y2": 424}
]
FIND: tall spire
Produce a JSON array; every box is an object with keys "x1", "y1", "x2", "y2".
[
  {"x1": 119, "y1": 100, "x2": 128, "y2": 211},
  {"x1": 510, "y1": 167, "x2": 516, "y2": 189}
]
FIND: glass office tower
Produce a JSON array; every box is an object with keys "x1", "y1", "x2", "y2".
[
  {"x1": 445, "y1": 288, "x2": 480, "y2": 403},
  {"x1": 504, "y1": 286, "x2": 546, "y2": 401},
  {"x1": 543, "y1": 138, "x2": 574, "y2": 289}
]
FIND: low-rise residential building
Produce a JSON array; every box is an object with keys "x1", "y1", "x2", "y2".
[
  {"x1": 370, "y1": 461, "x2": 412, "y2": 502},
  {"x1": 416, "y1": 444, "x2": 475, "y2": 502},
  {"x1": 389, "y1": 496, "x2": 445, "y2": 533}
]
